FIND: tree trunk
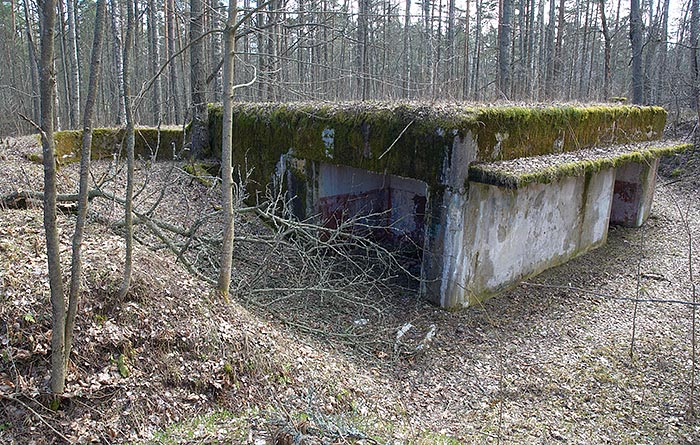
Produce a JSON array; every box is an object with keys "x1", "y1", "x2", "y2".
[
  {"x1": 218, "y1": 0, "x2": 237, "y2": 302},
  {"x1": 23, "y1": 0, "x2": 40, "y2": 123},
  {"x1": 110, "y1": 0, "x2": 126, "y2": 125},
  {"x1": 166, "y1": 0, "x2": 181, "y2": 122},
  {"x1": 66, "y1": 0, "x2": 80, "y2": 128},
  {"x1": 357, "y1": 0, "x2": 369, "y2": 100},
  {"x1": 692, "y1": 0, "x2": 699, "y2": 133},
  {"x1": 66, "y1": 0, "x2": 106, "y2": 366},
  {"x1": 38, "y1": 0, "x2": 66, "y2": 395},
  {"x1": 462, "y1": 0, "x2": 470, "y2": 100},
  {"x1": 498, "y1": 0, "x2": 512, "y2": 98},
  {"x1": 630, "y1": 0, "x2": 644, "y2": 104},
  {"x1": 190, "y1": 0, "x2": 209, "y2": 156},
  {"x1": 447, "y1": 0, "x2": 455, "y2": 90},
  {"x1": 600, "y1": 0, "x2": 612, "y2": 100},
  {"x1": 554, "y1": 0, "x2": 565, "y2": 97},
  {"x1": 526, "y1": 0, "x2": 535, "y2": 99},
  {"x1": 148, "y1": 0, "x2": 162, "y2": 123},
  {"x1": 471, "y1": 0, "x2": 482, "y2": 100},
  {"x1": 118, "y1": 0, "x2": 136, "y2": 301},
  {"x1": 643, "y1": 0, "x2": 660, "y2": 104},
  {"x1": 544, "y1": 0, "x2": 556, "y2": 98},
  {"x1": 654, "y1": 0, "x2": 669, "y2": 104},
  {"x1": 402, "y1": 0, "x2": 410, "y2": 98}
]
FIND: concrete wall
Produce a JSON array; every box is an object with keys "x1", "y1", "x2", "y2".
[{"x1": 431, "y1": 169, "x2": 615, "y2": 308}]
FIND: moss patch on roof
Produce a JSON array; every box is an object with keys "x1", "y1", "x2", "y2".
[
  {"x1": 468, "y1": 141, "x2": 693, "y2": 189},
  {"x1": 207, "y1": 102, "x2": 666, "y2": 187},
  {"x1": 53, "y1": 127, "x2": 184, "y2": 164}
]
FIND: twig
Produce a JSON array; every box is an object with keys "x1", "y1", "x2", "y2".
[
  {"x1": 0, "y1": 394, "x2": 72, "y2": 443},
  {"x1": 378, "y1": 120, "x2": 414, "y2": 160}
]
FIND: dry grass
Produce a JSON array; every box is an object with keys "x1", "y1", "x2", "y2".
[{"x1": 0, "y1": 134, "x2": 699, "y2": 444}]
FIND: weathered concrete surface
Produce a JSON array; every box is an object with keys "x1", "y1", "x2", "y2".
[
  {"x1": 610, "y1": 159, "x2": 659, "y2": 227},
  {"x1": 436, "y1": 170, "x2": 614, "y2": 307},
  {"x1": 207, "y1": 103, "x2": 667, "y2": 192},
  {"x1": 203, "y1": 103, "x2": 688, "y2": 309}
]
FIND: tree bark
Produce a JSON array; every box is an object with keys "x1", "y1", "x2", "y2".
[
  {"x1": 66, "y1": 0, "x2": 80, "y2": 128},
  {"x1": 190, "y1": 0, "x2": 209, "y2": 156},
  {"x1": 402, "y1": 0, "x2": 410, "y2": 98},
  {"x1": 148, "y1": 0, "x2": 162, "y2": 123},
  {"x1": 630, "y1": 0, "x2": 644, "y2": 104},
  {"x1": 118, "y1": 0, "x2": 136, "y2": 301},
  {"x1": 110, "y1": 0, "x2": 126, "y2": 125},
  {"x1": 38, "y1": 0, "x2": 66, "y2": 395},
  {"x1": 600, "y1": 0, "x2": 612, "y2": 100},
  {"x1": 692, "y1": 0, "x2": 699, "y2": 135},
  {"x1": 166, "y1": 0, "x2": 182, "y2": 123},
  {"x1": 218, "y1": 0, "x2": 237, "y2": 301},
  {"x1": 497, "y1": 0, "x2": 512, "y2": 98},
  {"x1": 65, "y1": 0, "x2": 106, "y2": 366},
  {"x1": 357, "y1": 0, "x2": 369, "y2": 100},
  {"x1": 23, "y1": 0, "x2": 40, "y2": 123},
  {"x1": 654, "y1": 0, "x2": 670, "y2": 104},
  {"x1": 462, "y1": 0, "x2": 470, "y2": 100},
  {"x1": 544, "y1": 0, "x2": 556, "y2": 98}
]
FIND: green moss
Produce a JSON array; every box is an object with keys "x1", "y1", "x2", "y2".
[
  {"x1": 468, "y1": 142, "x2": 692, "y2": 189},
  {"x1": 25, "y1": 152, "x2": 43, "y2": 164},
  {"x1": 207, "y1": 102, "x2": 668, "y2": 190},
  {"x1": 53, "y1": 127, "x2": 185, "y2": 163},
  {"x1": 469, "y1": 105, "x2": 667, "y2": 162},
  {"x1": 183, "y1": 162, "x2": 217, "y2": 187},
  {"x1": 670, "y1": 167, "x2": 684, "y2": 177}
]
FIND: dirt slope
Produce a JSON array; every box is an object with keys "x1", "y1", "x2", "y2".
[{"x1": 1, "y1": 135, "x2": 699, "y2": 444}]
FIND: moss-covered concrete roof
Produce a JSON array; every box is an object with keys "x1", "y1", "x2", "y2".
[
  {"x1": 468, "y1": 141, "x2": 693, "y2": 189},
  {"x1": 207, "y1": 101, "x2": 667, "y2": 187},
  {"x1": 53, "y1": 126, "x2": 184, "y2": 163}
]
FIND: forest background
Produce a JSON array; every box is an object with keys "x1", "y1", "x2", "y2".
[{"x1": 0, "y1": 0, "x2": 699, "y2": 137}]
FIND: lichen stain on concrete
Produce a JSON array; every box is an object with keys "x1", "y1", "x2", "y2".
[{"x1": 321, "y1": 128, "x2": 335, "y2": 159}]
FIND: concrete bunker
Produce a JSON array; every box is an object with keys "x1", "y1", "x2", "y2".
[
  {"x1": 53, "y1": 102, "x2": 691, "y2": 309},
  {"x1": 202, "y1": 102, "x2": 690, "y2": 308}
]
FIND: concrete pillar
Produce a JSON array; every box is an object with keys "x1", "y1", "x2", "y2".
[{"x1": 610, "y1": 159, "x2": 659, "y2": 228}]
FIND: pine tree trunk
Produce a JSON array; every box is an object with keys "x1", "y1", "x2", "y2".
[
  {"x1": 23, "y1": 0, "x2": 40, "y2": 122},
  {"x1": 630, "y1": 0, "x2": 644, "y2": 104},
  {"x1": 498, "y1": 0, "x2": 512, "y2": 98},
  {"x1": 462, "y1": 0, "x2": 470, "y2": 100},
  {"x1": 600, "y1": 0, "x2": 612, "y2": 100},
  {"x1": 402, "y1": 0, "x2": 410, "y2": 98},
  {"x1": 66, "y1": 0, "x2": 80, "y2": 128},
  {"x1": 691, "y1": 0, "x2": 699, "y2": 130},
  {"x1": 190, "y1": 0, "x2": 209, "y2": 156},
  {"x1": 110, "y1": 0, "x2": 126, "y2": 125},
  {"x1": 148, "y1": 0, "x2": 162, "y2": 123},
  {"x1": 166, "y1": 0, "x2": 181, "y2": 122}
]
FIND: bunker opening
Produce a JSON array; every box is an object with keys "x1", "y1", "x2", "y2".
[{"x1": 282, "y1": 159, "x2": 429, "y2": 264}]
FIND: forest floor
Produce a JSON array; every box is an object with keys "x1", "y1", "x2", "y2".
[{"x1": 1, "y1": 133, "x2": 699, "y2": 444}]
